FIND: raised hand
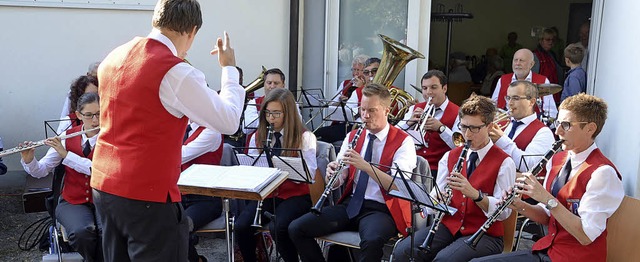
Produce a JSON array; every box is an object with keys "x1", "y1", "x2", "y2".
[{"x1": 210, "y1": 31, "x2": 236, "y2": 67}]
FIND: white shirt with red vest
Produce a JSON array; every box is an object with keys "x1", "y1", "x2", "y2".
[
  {"x1": 181, "y1": 122, "x2": 223, "y2": 169},
  {"x1": 533, "y1": 143, "x2": 623, "y2": 262},
  {"x1": 491, "y1": 71, "x2": 558, "y2": 120},
  {"x1": 22, "y1": 125, "x2": 98, "y2": 204},
  {"x1": 434, "y1": 140, "x2": 516, "y2": 224},
  {"x1": 495, "y1": 113, "x2": 555, "y2": 172}
]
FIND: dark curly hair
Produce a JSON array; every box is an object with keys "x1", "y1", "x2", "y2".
[{"x1": 68, "y1": 75, "x2": 99, "y2": 113}]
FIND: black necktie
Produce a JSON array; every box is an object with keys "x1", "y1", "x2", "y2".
[
  {"x1": 467, "y1": 151, "x2": 479, "y2": 179},
  {"x1": 346, "y1": 133, "x2": 376, "y2": 219},
  {"x1": 273, "y1": 132, "x2": 282, "y2": 156},
  {"x1": 183, "y1": 125, "x2": 193, "y2": 143},
  {"x1": 551, "y1": 159, "x2": 572, "y2": 197},
  {"x1": 83, "y1": 141, "x2": 91, "y2": 157},
  {"x1": 507, "y1": 120, "x2": 524, "y2": 139}
]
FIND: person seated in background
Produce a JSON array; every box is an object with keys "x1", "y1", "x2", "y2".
[
  {"x1": 236, "y1": 88, "x2": 317, "y2": 262},
  {"x1": 499, "y1": 32, "x2": 523, "y2": 74},
  {"x1": 181, "y1": 121, "x2": 224, "y2": 262},
  {"x1": 20, "y1": 93, "x2": 102, "y2": 262},
  {"x1": 57, "y1": 75, "x2": 99, "y2": 134},
  {"x1": 471, "y1": 93, "x2": 624, "y2": 262},
  {"x1": 448, "y1": 51, "x2": 472, "y2": 83},
  {"x1": 532, "y1": 28, "x2": 564, "y2": 103},
  {"x1": 561, "y1": 44, "x2": 587, "y2": 102},
  {"x1": 480, "y1": 55, "x2": 504, "y2": 97},
  {"x1": 0, "y1": 136, "x2": 7, "y2": 175}
]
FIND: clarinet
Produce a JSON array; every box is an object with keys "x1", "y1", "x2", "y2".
[
  {"x1": 419, "y1": 140, "x2": 472, "y2": 252},
  {"x1": 310, "y1": 123, "x2": 366, "y2": 215},
  {"x1": 464, "y1": 139, "x2": 565, "y2": 249},
  {"x1": 251, "y1": 123, "x2": 275, "y2": 228}
]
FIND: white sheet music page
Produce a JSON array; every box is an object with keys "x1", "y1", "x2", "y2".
[
  {"x1": 178, "y1": 164, "x2": 281, "y2": 193},
  {"x1": 272, "y1": 156, "x2": 310, "y2": 182}
]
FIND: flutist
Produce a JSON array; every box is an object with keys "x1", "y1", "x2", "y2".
[
  {"x1": 393, "y1": 95, "x2": 516, "y2": 262},
  {"x1": 290, "y1": 84, "x2": 416, "y2": 262},
  {"x1": 471, "y1": 94, "x2": 624, "y2": 262}
]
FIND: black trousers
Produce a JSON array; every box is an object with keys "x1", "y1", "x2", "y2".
[
  {"x1": 92, "y1": 189, "x2": 189, "y2": 262},
  {"x1": 182, "y1": 195, "x2": 222, "y2": 262},
  {"x1": 56, "y1": 198, "x2": 103, "y2": 262},
  {"x1": 235, "y1": 194, "x2": 311, "y2": 262},
  {"x1": 392, "y1": 223, "x2": 503, "y2": 262},
  {"x1": 314, "y1": 123, "x2": 352, "y2": 143},
  {"x1": 470, "y1": 250, "x2": 551, "y2": 262},
  {"x1": 289, "y1": 199, "x2": 398, "y2": 262}
]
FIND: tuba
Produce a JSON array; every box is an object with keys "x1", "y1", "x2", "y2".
[
  {"x1": 373, "y1": 34, "x2": 425, "y2": 125},
  {"x1": 227, "y1": 66, "x2": 267, "y2": 142}
]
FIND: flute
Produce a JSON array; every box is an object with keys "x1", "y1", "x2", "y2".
[{"x1": 0, "y1": 127, "x2": 100, "y2": 157}]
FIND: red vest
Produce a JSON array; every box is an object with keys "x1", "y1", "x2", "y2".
[
  {"x1": 339, "y1": 126, "x2": 412, "y2": 237},
  {"x1": 414, "y1": 101, "x2": 459, "y2": 171},
  {"x1": 441, "y1": 145, "x2": 508, "y2": 237},
  {"x1": 533, "y1": 149, "x2": 621, "y2": 262},
  {"x1": 62, "y1": 125, "x2": 94, "y2": 205},
  {"x1": 512, "y1": 119, "x2": 546, "y2": 150},
  {"x1": 255, "y1": 96, "x2": 265, "y2": 112},
  {"x1": 92, "y1": 37, "x2": 187, "y2": 203},
  {"x1": 497, "y1": 73, "x2": 547, "y2": 109},
  {"x1": 533, "y1": 49, "x2": 559, "y2": 84},
  {"x1": 67, "y1": 113, "x2": 81, "y2": 129},
  {"x1": 340, "y1": 80, "x2": 358, "y2": 97},
  {"x1": 181, "y1": 126, "x2": 223, "y2": 171}
]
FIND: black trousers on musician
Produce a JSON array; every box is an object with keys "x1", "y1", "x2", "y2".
[
  {"x1": 56, "y1": 198, "x2": 103, "y2": 262},
  {"x1": 288, "y1": 199, "x2": 398, "y2": 262},
  {"x1": 392, "y1": 224, "x2": 503, "y2": 262},
  {"x1": 314, "y1": 123, "x2": 352, "y2": 143},
  {"x1": 92, "y1": 189, "x2": 189, "y2": 262},
  {"x1": 235, "y1": 194, "x2": 311, "y2": 262},
  {"x1": 182, "y1": 195, "x2": 222, "y2": 262},
  {"x1": 469, "y1": 250, "x2": 551, "y2": 262}
]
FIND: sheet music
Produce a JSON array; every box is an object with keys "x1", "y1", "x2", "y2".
[
  {"x1": 272, "y1": 156, "x2": 311, "y2": 183},
  {"x1": 178, "y1": 164, "x2": 280, "y2": 193},
  {"x1": 236, "y1": 154, "x2": 270, "y2": 167},
  {"x1": 325, "y1": 105, "x2": 356, "y2": 121},
  {"x1": 405, "y1": 129, "x2": 426, "y2": 146}
]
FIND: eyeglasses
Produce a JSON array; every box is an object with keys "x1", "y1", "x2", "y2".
[
  {"x1": 362, "y1": 68, "x2": 378, "y2": 76},
  {"x1": 458, "y1": 123, "x2": 487, "y2": 133},
  {"x1": 504, "y1": 95, "x2": 531, "y2": 102},
  {"x1": 264, "y1": 110, "x2": 283, "y2": 118},
  {"x1": 79, "y1": 112, "x2": 100, "y2": 119},
  {"x1": 554, "y1": 120, "x2": 589, "y2": 131}
]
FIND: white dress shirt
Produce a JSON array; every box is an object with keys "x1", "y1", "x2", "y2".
[
  {"x1": 148, "y1": 29, "x2": 245, "y2": 135},
  {"x1": 336, "y1": 124, "x2": 417, "y2": 204},
  {"x1": 491, "y1": 71, "x2": 558, "y2": 120},
  {"x1": 495, "y1": 113, "x2": 555, "y2": 172},
  {"x1": 181, "y1": 122, "x2": 223, "y2": 164},
  {"x1": 396, "y1": 98, "x2": 461, "y2": 149},
  {"x1": 539, "y1": 142, "x2": 624, "y2": 242},
  {"x1": 248, "y1": 130, "x2": 318, "y2": 178},
  {"x1": 21, "y1": 125, "x2": 98, "y2": 178},
  {"x1": 435, "y1": 140, "x2": 516, "y2": 221}
]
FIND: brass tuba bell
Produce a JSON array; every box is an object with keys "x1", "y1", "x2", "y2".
[
  {"x1": 244, "y1": 66, "x2": 267, "y2": 96},
  {"x1": 372, "y1": 34, "x2": 425, "y2": 125}
]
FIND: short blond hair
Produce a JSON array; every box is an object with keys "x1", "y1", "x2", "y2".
[{"x1": 559, "y1": 93, "x2": 607, "y2": 138}]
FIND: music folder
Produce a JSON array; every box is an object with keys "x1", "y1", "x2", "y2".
[
  {"x1": 368, "y1": 162, "x2": 449, "y2": 213},
  {"x1": 178, "y1": 164, "x2": 281, "y2": 193},
  {"x1": 234, "y1": 147, "x2": 313, "y2": 184}
]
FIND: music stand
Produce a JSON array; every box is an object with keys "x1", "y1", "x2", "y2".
[
  {"x1": 234, "y1": 147, "x2": 313, "y2": 184},
  {"x1": 243, "y1": 101, "x2": 260, "y2": 134},
  {"x1": 44, "y1": 119, "x2": 70, "y2": 137},
  {"x1": 299, "y1": 88, "x2": 328, "y2": 131},
  {"x1": 368, "y1": 162, "x2": 450, "y2": 262},
  {"x1": 402, "y1": 126, "x2": 429, "y2": 149}
]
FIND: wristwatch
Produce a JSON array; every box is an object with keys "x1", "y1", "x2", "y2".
[
  {"x1": 545, "y1": 198, "x2": 558, "y2": 210},
  {"x1": 437, "y1": 125, "x2": 446, "y2": 134},
  {"x1": 473, "y1": 190, "x2": 484, "y2": 202}
]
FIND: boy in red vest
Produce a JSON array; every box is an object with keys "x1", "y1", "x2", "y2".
[
  {"x1": 472, "y1": 93, "x2": 624, "y2": 262},
  {"x1": 393, "y1": 95, "x2": 516, "y2": 262},
  {"x1": 90, "y1": 0, "x2": 245, "y2": 261},
  {"x1": 489, "y1": 80, "x2": 555, "y2": 173},
  {"x1": 397, "y1": 70, "x2": 461, "y2": 179},
  {"x1": 289, "y1": 83, "x2": 417, "y2": 261}
]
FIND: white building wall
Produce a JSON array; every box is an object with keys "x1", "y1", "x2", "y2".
[{"x1": 0, "y1": 1, "x2": 289, "y2": 171}]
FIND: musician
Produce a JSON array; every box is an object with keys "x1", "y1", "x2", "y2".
[
  {"x1": 471, "y1": 93, "x2": 624, "y2": 262},
  {"x1": 337, "y1": 54, "x2": 369, "y2": 99},
  {"x1": 289, "y1": 83, "x2": 417, "y2": 262},
  {"x1": 397, "y1": 70, "x2": 461, "y2": 178},
  {"x1": 181, "y1": 121, "x2": 224, "y2": 262},
  {"x1": 489, "y1": 80, "x2": 555, "y2": 172},
  {"x1": 20, "y1": 93, "x2": 102, "y2": 262},
  {"x1": 56, "y1": 75, "x2": 99, "y2": 134},
  {"x1": 243, "y1": 68, "x2": 286, "y2": 134},
  {"x1": 235, "y1": 88, "x2": 317, "y2": 262},
  {"x1": 58, "y1": 61, "x2": 101, "y2": 123},
  {"x1": 491, "y1": 48, "x2": 558, "y2": 121},
  {"x1": 344, "y1": 57, "x2": 381, "y2": 108},
  {"x1": 91, "y1": 0, "x2": 245, "y2": 260},
  {"x1": 392, "y1": 95, "x2": 516, "y2": 262}
]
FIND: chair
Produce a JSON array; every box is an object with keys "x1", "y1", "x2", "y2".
[
  {"x1": 310, "y1": 141, "x2": 336, "y2": 204},
  {"x1": 316, "y1": 156, "x2": 432, "y2": 261},
  {"x1": 606, "y1": 196, "x2": 640, "y2": 262},
  {"x1": 502, "y1": 211, "x2": 518, "y2": 253}
]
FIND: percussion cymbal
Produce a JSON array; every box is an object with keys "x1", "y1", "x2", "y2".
[{"x1": 536, "y1": 83, "x2": 562, "y2": 97}]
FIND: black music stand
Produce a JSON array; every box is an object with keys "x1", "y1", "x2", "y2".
[
  {"x1": 243, "y1": 101, "x2": 260, "y2": 134},
  {"x1": 271, "y1": 148, "x2": 313, "y2": 184},
  {"x1": 44, "y1": 119, "x2": 72, "y2": 137},
  {"x1": 299, "y1": 88, "x2": 328, "y2": 131},
  {"x1": 369, "y1": 163, "x2": 450, "y2": 262},
  {"x1": 401, "y1": 124, "x2": 429, "y2": 149}
]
